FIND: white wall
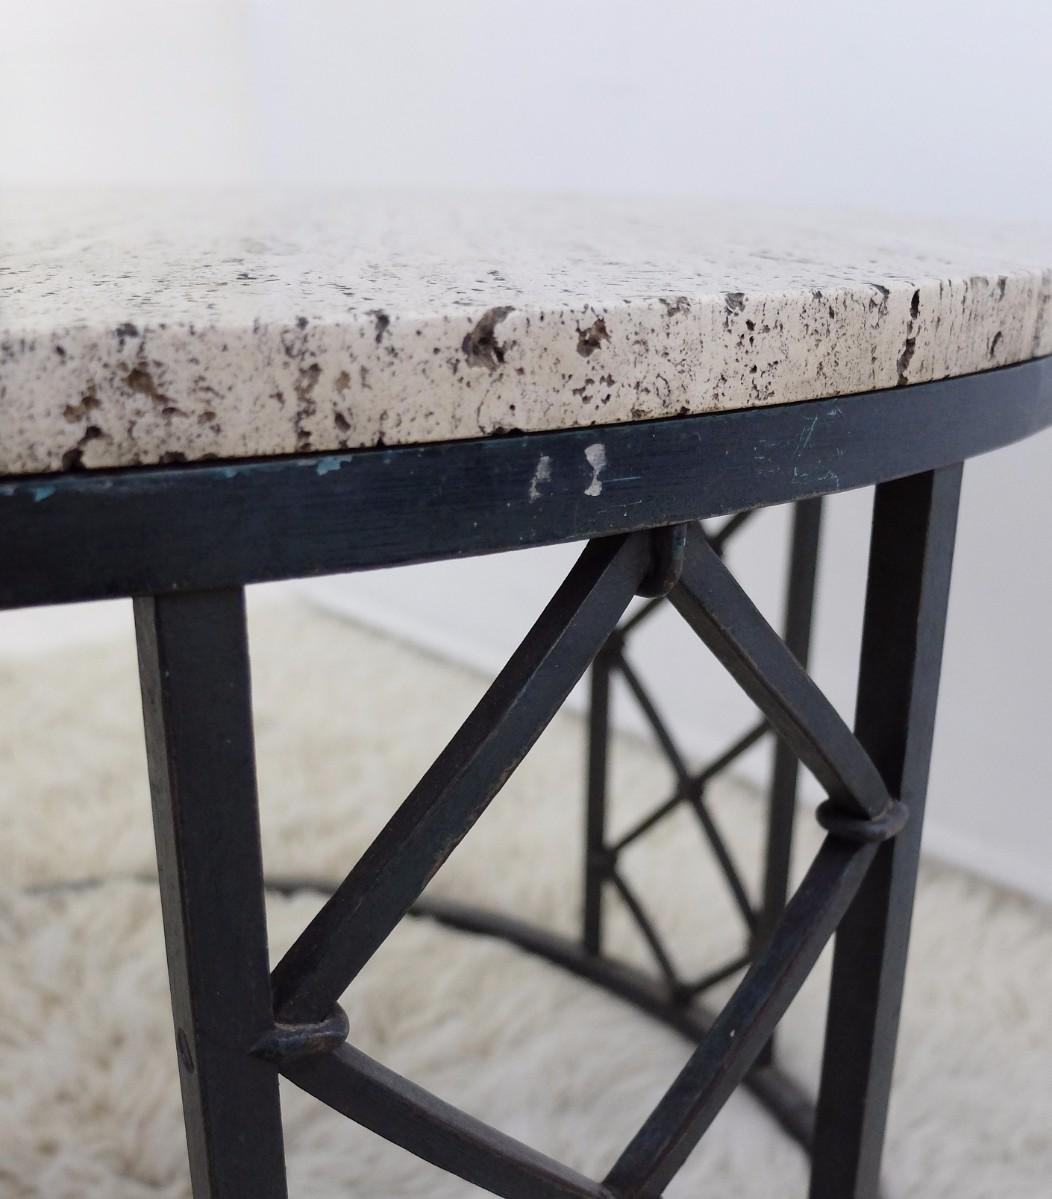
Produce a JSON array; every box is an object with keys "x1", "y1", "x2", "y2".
[
  {"x1": 6, "y1": 1, "x2": 1051, "y2": 216},
  {"x1": 2, "y1": 2, "x2": 1051, "y2": 900}
]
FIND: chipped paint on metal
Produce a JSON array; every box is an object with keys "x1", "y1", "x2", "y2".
[
  {"x1": 584, "y1": 443, "x2": 607, "y2": 497},
  {"x1": 528, "y1": 454, "x2": 552, "y2": 502}
]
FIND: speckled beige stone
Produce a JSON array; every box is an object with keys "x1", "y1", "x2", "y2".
[{"x1": 2, "y1": 190, "x2": 1051, "y2": 476}]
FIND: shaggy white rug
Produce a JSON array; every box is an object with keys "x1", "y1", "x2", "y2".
[{"x1": 0, "y1": 600, "x2": 1049, "y2": 1199}]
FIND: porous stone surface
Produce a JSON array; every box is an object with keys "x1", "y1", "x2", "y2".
[{"x1": 2, "y1": 190, "x2": 1051, "y2": 475}]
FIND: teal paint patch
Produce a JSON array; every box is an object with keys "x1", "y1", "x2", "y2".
[
  {"x1": 31, "y1": 485, "x2": 56, "y2": 503},
  {"x1": 315, "y1": 457, "x2": 343, "y2": 476}
]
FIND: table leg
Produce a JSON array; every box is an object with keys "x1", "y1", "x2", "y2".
[
  {"x1": 135, "y1": 589, "x2": 287, "y2": 1199},
  {"x1": 810, "y1": 465, "x2": 963, "y2": 1198}
]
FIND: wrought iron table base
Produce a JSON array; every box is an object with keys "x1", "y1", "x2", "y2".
[
  {"x1": 135, "y1": 476, "x2": 954, "y2": 1199},
  {"x1": 5, "y1": 357, "x2": 1049, "y2": 1199}
]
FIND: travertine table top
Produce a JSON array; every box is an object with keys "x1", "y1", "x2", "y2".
[{"x1": 2, "y1": 191, "x2": 1050, "y2": 475}]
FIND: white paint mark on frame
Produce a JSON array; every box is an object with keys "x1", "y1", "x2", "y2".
[
  {"x1": 584, "y1": 443, "x2": 607, "y2": 496},
  {"x1": 528, "y1": 454, "x2": 552, "y2": 502}
]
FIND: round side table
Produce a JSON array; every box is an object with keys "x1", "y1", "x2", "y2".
[{"x1": 2, "y1": 193, "x2": 1050, "y2": 1199}]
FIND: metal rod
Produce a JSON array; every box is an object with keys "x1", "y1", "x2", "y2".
[
  {"x1": 618, "y1": 511, "x2": 754, "y2": 635},
  {"x1": 682, "y1": 789, "x2": 757, "y2": 931},
  {"x1": 684, "y1": 951, "x2": 754, "y2": 997},
  {"x1": 134, "y1": 589, "x2": 288, "y2": 1199},
  {"x1": 409, "y1": 896, "x2": 815, "y2": 1153},
  {"x1": 583, "y1": 646, "x2": 613, "y2": 955},
  {"x1": 611, "y1": 720, "x2": 768, "y2": 854},
  {"x1": 756, "y1": 496, "x2": 824, "y2": 1065},
  {"x1": 614, "y1": 649, "x2": 692, "y2": 786},
  {"x1": 271, "y1": 533, "x2": 650, "y2": 1023},
  {"x1": 285, "y1": 1044, "x2": 615, "y2": 1199},
  {"x1": 611, "y1": 650, "x2": 756, "y2": 928},
  {"x1": 608, "y1": 868, "x2": 683, "y2": 989},
  {"x1": 670, "y1": 526, "x2": 890, "y2": 820},
  {"x1": 809, "y1": 465, "x2": 963, "y2": 1199},
  {"x1": 605, "y1": 835, "x2": 878, "y2": 1199}
]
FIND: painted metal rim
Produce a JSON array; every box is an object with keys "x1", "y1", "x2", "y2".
[{"x1": 1, "y1": 355, "x2": 1049, "y2": 608}]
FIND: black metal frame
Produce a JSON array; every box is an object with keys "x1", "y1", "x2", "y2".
[{"x1": 3, "y1": 355, "x2": 1050, "y2": 1199}]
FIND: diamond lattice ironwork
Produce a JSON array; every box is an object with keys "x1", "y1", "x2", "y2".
[{"x1": 252, "y1": 518, "x2": 902, "y2": 1199}]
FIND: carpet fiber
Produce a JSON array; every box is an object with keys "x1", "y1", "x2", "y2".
[{"x1": 0, "y1": 601, "x2": 1049, "y2": 1198}]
